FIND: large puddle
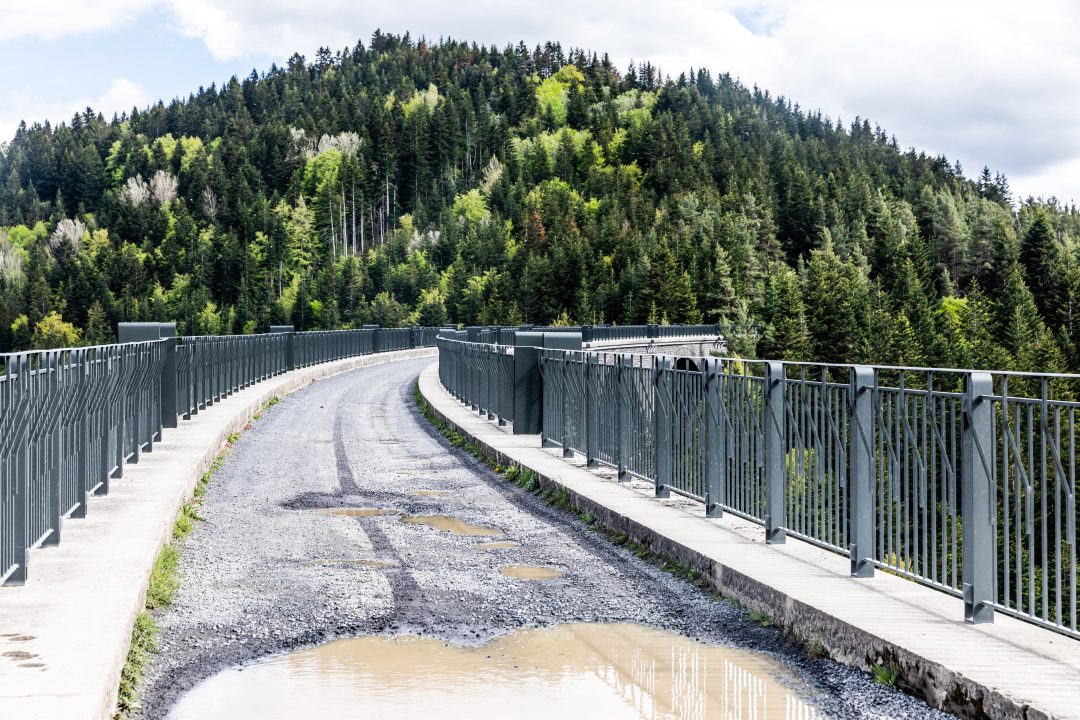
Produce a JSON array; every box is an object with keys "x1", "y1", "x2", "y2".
[
  {"x1": 168, "y1": 623, "x2": 817, "y2": 719},
  {"x1": 399, "y1": 515, "x2": 502, "y2": 536}
]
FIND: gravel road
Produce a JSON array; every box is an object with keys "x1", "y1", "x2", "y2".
[{"x1": 138, "y1": 357, "x2": 953, "y2": 719}]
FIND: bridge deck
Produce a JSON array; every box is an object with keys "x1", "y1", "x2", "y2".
[
  {"x1": 0, "y1": 349, "x2": 436, "y2": 720},
  {"x1": 419, "y1": 363, "x2": 1080, "y2": 720}
]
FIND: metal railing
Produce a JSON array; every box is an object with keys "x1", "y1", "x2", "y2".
[
  {"x1": 176, "y1": 334, "x2": 289, "y2": 418},
  {"x1": 471, "y1": 323, "x2": 725, "y2": 346},
  {"x1": 438, "y1": 330, "x2": 1080, "y2": 639},
  {"x1": 1, "y1": 325, "x2": 441, "y2": 587},
  {"x1": 438, "y1": 336, "x2": 515, "y2": 425}
]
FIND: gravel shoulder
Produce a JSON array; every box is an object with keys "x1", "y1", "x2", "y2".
[{"x1": 138, "y1": 357, "x2": 954, "y2": 719}]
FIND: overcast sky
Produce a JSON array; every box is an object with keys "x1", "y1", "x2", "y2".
[{"x1": 2, "y1": 0, "x2": 1077, "y2": 204}]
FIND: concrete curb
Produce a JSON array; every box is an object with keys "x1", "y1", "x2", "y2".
[
  {"x1": 418, "y1": 362, "x2": 1080, "y2": 720},
  {"x1": 0, "y1": 348, "x2": 436, "y2": 720}
]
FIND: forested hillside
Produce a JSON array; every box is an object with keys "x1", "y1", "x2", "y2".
[{"x1": 2, "y1": 32, "x2": 1078, "y2": 371}]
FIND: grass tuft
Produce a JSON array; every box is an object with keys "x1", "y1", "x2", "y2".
[
  {"x1": 807, "y1": 636, "x2": 827, "y2": 660},
  {"x1": 145, "y1": 545, "x2": 179, "y2": 610},
  {"x1": 114, "y1": 612, "x2": 159, "y2": 718},
  {"x1": 872, "y1": 660, "x2": 900, "y2": 686},
  {"x1": 749, "y1": 609, "x2": 774, "y2": 627}
]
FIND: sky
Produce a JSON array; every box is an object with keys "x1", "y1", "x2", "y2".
[{"x1": 1, "y1": 0, "x2": 1078, "y2": 204}]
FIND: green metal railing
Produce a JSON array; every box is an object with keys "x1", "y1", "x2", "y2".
[
  {"x1": 438, "y1": 329, "x2": 1080, "y2": 639},
  {"x1": 0, "y1": 325, "x2": 439, "y2": 587}
]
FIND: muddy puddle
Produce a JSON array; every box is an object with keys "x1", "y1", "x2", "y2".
[
  {"x1": 399, "y1": 515, "x2": 501, "y2": 536},
  {"x1": 168, "y1": 623, "x2": 817, "y2": 719},
  {"x1": 475, "y1": 541, "x2": 521, "y2": 550},
  {"x1": 318, "y1": 508, "x2": 398, "y2": 517},
  {"x1": 500, "y1": 565, "x2": 564, "y2": 580}
]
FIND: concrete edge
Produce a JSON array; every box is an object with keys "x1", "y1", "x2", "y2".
[
  {"x1": 416, "y1": 363, "x2": 1044, "y2": 720},
  {"x1": 103, "y1": 348, "x2": 436, "y2": 719}
]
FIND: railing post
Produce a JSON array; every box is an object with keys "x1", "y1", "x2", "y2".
[
  {"x1": 45, "y1": 352, "x2": 61, "y2": 546},
  {"x1": 585, "y1": 352, "x2": 599, "y2": 467},
  {"x1": 10, "y1": 355, "x2": 30, "y2": 585},
  {"x1": 654, "y1": 355, "x2": 672, "y2": 498},
  {"x1": 704, "y1": 358, "x2": 724, "y2": 518},
  {"x1": 118, "y1": 322, "x2": 174, "y2": 435},
  {"x1": 160, "y1": 323, "x2": 177, "y2": 430},
  {"x1": 764, "y1": 360, "x2": 786, "y2": 544},
  {"x1": 617, "y1": 354, "x2": 631, "y2": 481},
  {"x1": 963, "y1": 371, "x2": 995, "y2": 624},
  {"x1": 849, "y1": 365, "x2": 875, "y2": 577},
  {"x1": 513, "y1": 332, "x2": 544, "y2": 434},
  {"x1": 72, "y1": 350, "x2": 90, "y2": 520},
  {"x1": 486, "y1": 347, "x2": 496, "y2": 419},
  {"x1": 561, "y1": 351, "x2": 574, "y2": 458},
  {"x1": 270, "y1": 325, "x2": 295, "y2": 371}
]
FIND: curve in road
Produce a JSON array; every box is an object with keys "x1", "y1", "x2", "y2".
[{"x1": 138, "y1": 358, "x2": 951, "y2": 720}]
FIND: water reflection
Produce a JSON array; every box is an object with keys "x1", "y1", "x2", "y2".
[{"x1": 169, "y1": 624, "x2": 817, "y2": 720}]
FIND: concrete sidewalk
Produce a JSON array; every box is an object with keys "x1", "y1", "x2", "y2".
[
  {"x1": 419, "y1": 362, "x2": 1080, "y2": 720},
  {"x1": 0, "y1": 348, "x2": 435, "y2": 720}
]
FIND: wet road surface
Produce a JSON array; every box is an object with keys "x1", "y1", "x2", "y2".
[{"x1": 139, "y1": 358, "x2": 952, "y2": 719}]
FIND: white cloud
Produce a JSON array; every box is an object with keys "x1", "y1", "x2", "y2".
[
  {"x1": 0, "y1": 0, "x2": 156, "y2": 41},
  {"x1": 0, "y1": 78, "x2": 149, "y2": 140}
]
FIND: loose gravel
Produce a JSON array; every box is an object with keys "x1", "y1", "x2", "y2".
[{"x1": 138, "y1": 358, "x2": 954, "y2": 719}]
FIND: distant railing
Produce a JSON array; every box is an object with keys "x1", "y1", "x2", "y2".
[
  {"x1": 472, "y1": 323, "x2": 725, "y2": 346},
  {"x1": 0, "y1": 324, "x2": 440, "y2": 587},
  {"x1": 437, "y1": 328, "x2": 1080, "y2": 639}
]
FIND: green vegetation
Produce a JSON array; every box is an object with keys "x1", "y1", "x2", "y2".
[
  {"x1": 872, "y1": 660, "x2": 901, "y2": 687},
  {"x1": 0, "y1": 33, "x2": 1076, "y2": 374},
  {"x1": 145, "y1": 545, "x2": 180, "y2": 609},
  {"x1": 806, "y1": 636, "x2": 827, "y2": 660},
  {"x1": 114, "y1": 612, "x2": 158, "y2": 718},
  {"x1": 749, "y1": 609, "x2": 774, "y2": 627},
  {"x1": 113, "y1": 409, "x2": 260, "y2": 718}
]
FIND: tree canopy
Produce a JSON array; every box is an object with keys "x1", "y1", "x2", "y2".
[{"x1": 1, "y1": 32, "x2": 1077, "y2": 373}]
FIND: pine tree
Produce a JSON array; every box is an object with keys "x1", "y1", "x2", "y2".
[
  {"x1": 1019, "y1": 210, "x2": 1063, "y2": 328},
  {"x1": 759, "y1": 266, "x2": 809, "y2": 360}
]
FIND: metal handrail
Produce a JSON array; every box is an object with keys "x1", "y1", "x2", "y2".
[
  {"x1": 0, "y1": 326, "x2": 442, "y2": 587},
  {"x1": 439, "y1": 329, "x2": 1080, "y2": 639}
]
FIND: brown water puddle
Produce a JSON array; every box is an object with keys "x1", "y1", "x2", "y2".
[
  {"x1": 400, "y1": 515, "x2": 501, "y2": 536},
  {"x1": 475, "y1": 541, "x2": 521, "y2": 550},
  {"x1": 318, "y1": 508, "x2": 399, "y2": 518},
  {"x1": 409, "y1": 490, "x2": 449, "y2": 497},
  {"x1": 168, "y1": 623, "x2": 817, "y2": 719},
  {"x1": 305, "y1": 559, "x2": 398, "y2": 568},
  {"x1": 500, "y1": 565, "x2": 564, "y2": 580}
]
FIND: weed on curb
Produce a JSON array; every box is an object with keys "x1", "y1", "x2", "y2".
[{"x1": 872, "y1": 660, "x2": 900, "y2": 687}]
